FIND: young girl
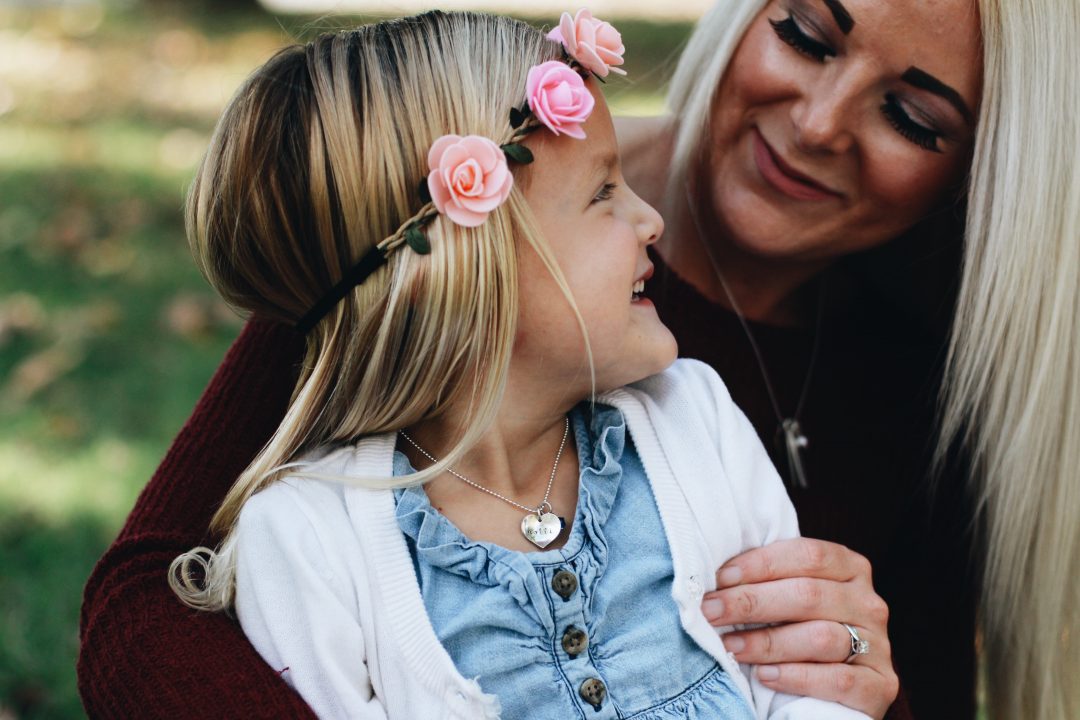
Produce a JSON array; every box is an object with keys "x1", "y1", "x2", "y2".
[{"x1": 170, "y1": 11, "x2": 869, "y2": 720}]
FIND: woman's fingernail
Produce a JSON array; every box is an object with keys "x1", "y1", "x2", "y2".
[
  {"x1": 702, "y1": 598, "x2": 725, "y2": 620},
  {"x1": 717, "y1": 566, "x2": 743, "y2": 587},
  {"x1": 757, "y1": 666, "x2": 780, "y2": 682},
  {"x1": 725, "y1": 635, "x2": 745, "y2": 653}
]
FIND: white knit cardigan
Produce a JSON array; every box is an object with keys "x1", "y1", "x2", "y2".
[{"x1": 233, "y1": 359, "x2": 870, "y2": 720}]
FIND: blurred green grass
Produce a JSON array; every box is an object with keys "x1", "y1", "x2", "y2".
[{"x1": 0, "y1": 3, "x2": 690, "y2": 717}]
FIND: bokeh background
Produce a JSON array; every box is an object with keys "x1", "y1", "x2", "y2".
[{"x1": 0, "y1": 1, "x2": 693, "y2": 716}]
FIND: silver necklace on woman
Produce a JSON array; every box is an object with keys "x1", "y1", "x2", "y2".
[
  {"x1": 685, "y1": 186, "x2": 823, "y2": 489},
  {"x1": 398, "y1": 417, "x2": 570, "y2": 549}
]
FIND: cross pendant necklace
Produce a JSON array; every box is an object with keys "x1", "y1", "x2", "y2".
[{"x1": 686, "y1": 184, "x2": 822, "y2": 488}]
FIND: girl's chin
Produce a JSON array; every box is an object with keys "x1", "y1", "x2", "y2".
[{"x1": 629, "y1": 337, "x2": 680, "y2": 385}]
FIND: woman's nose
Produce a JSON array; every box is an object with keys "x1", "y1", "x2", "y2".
[{"x1": 790, "y1": 79, "x2": 857, "y2": 154}]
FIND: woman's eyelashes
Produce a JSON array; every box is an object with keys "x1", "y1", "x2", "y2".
[
  {"x1": 769, "y1": 15, "x2": 834, "y2": 62},
  {"x1": 770, "y1": 15, "x2": 945, "y2": 153},
  {"x1": 881, "y1": 94, "x2": 943, "y2": 152},
  {"x1": 591, "y1": 182, "x2": 617, "y2": 204}
]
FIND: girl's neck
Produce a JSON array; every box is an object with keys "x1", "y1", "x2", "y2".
[
  {"x1": 400, "y1": 386, "x2": 583, "y2": 553},
  {"x1": 400, "y1": 372, "x2": 583, "y2": 507}
]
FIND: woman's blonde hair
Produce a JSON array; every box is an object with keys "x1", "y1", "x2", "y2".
[
  {"x1": 170, "y1": 12, "x2": 576, "y2": 612},
  {"x1": 667, "y1": 1, "x2": 1080, "y2": 718},
  {"x1": 940, "y1": 2, "x2": 1080, "y2": 718}
]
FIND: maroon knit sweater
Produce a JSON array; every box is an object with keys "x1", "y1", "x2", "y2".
[
  {"x1": 644, "y1": 251, "x2": 977, "y2": 720},
  {"x1": 77, "y1": 320, "x2": 316, "y2": 719},
  {"x1": 78, "y1": 258, "x2": 975, "y2": 718}
]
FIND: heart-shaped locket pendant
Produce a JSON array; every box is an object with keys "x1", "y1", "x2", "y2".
[{"x1": 521, "y1": 511, "x2": 563, "y2": 549}]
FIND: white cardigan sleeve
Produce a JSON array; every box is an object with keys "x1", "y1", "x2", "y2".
[
  {"x1": 675, "y1": 361, "x2": 871, "y2": 720},
  {"x1": 233, "y1": 482, "x2": 389, "y2": 720}
]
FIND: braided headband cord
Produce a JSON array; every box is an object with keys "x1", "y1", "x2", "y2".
[
  {"x1": 293, "y1": 202, "x2": 440, "y2": 334},
  {"x1": 292, "y1": 123, "x2": 534, "y2": 335},
  {"x1": 294, "y1": 245, "x2": 389, "y2": 335}
]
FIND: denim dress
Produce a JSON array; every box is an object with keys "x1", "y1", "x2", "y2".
[{"x1": 393, "y1": 404, "x2": 755, "y2": 720}]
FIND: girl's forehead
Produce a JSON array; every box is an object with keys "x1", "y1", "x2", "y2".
[{"x1": 526, "y1": 86, "x2": 617, "y2": 191}]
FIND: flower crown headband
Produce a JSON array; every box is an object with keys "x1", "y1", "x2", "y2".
[{"x1": 294, "y1": 9, "x2": 626, "y2": 334}]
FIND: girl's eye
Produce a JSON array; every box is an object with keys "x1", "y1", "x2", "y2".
[
  {"x1": 769, "y1": 15, "x2": 835, "y2": 62},
  {"x1": 592, "y1": 183, "x2": 617, "y2": 204},
  {"x1": 880, "y1": 94, "x2": 943, "y2": 153}
]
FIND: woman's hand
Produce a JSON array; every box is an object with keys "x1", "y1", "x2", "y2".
[{"x1": 701, "y1": 538, "x2": 899, "y2": 719}]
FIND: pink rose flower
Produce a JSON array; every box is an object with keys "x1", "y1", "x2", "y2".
[
  {"x1": 426, "y1": 134, "x2": 513, "y2": 227},
  {"x1": 547, "y1": 9, "x2": 626, "y2": 78},
  {"x1": 525, "y1": 61, "x2": 595, "y2": 139}
]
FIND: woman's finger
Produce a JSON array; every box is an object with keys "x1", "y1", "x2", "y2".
[
  {"x1": 716, "y1": 538, "x2": 873, "y2": 588},
  {"x1": 724, "y1": 620, "x2": 886, "y2": 666},
  {"x1": 702, "y1": 577, "x2": 889, "y2": 628},
  {"x1": 755, "y1": 660, "x2": 899, "y2": 720}
]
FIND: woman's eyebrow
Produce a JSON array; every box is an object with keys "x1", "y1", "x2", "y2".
[
  {"x1": 902, "y1": 67, "x2": 975, "y2": 124},
  {"x1": 821, "y1": 0, "x2": 855, "y2": 34}
]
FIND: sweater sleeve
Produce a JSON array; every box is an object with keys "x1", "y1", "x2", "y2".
[
  {"x1": 677, "y1": 361, "x2": 872, "y2": 720},
  {"x1": 77, "y1": 319, "x2": 316, "y2": 719},
  {"x1": 233, "y1": 482, "x2": 389, "y2": 720}
]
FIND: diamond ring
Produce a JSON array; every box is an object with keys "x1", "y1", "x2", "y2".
[{"x1": 842, "y1": 623, "x2": 870, "y2": 663}]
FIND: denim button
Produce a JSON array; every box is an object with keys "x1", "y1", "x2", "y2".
[
  {"x1": 561, "y1": 625, "x2": 588, "y2": 657},
  {"x1": 579, "y1": 677, "x2": 606, "y2": 710},
  {"x1": 551, "y1": 569, "x2": 578, "y2": 600}
]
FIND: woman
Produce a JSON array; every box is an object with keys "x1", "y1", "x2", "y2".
[
  {"x1": 78, "y1": 2, "x2": 1079, "y2": 719},
  {"x1": 617, "y1": 0, "x2": 980, "y2": 716},
  {"x1": 623, "y1": 0, "x2": 982, "y2": 716},
  {"x1": 627, "y1": 1, "x2": 1076, "y2": 718}
]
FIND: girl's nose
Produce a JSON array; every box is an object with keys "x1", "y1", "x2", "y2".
[{"x1": 635, "y1": 193, "x2": 664, "y2": 246}]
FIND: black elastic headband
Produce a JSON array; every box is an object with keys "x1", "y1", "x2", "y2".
[{"x1": 294, "y1": 246, "x2": 389, "y2": 334}]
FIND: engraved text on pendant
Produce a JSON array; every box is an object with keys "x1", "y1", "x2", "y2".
[{"x1": 521, "y1": 512, "x2": 561, "y2": 549}]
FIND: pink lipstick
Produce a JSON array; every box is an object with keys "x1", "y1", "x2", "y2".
[{"x1": 752, "y1": 129, "x2": 841, "y2": 202}]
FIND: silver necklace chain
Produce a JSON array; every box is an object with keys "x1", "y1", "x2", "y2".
[
  {"x1": 684, "y1": 184, "x2": 823, "y2": 488},
  {"x1": 398, "y1": 417, "x2": 570, "y2": 516}
]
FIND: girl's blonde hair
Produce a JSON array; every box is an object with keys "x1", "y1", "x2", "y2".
[
  {"x1": 667, "y1": 2, "x2": 1080, "y2": 718},
  {"x1": 170, "y1": 12, "x2": 577, "y2": 612}
]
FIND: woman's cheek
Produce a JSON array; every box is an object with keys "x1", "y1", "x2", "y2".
[{"x1": 860, "y1": 138, "x2": 956, "y2": 221}]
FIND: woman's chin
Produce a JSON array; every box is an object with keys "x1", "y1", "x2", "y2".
[{"x1": 711, "y1": 184, "x2": 842, "y2": 261}]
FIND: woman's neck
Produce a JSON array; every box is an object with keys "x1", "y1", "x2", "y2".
[
  {"x1": 617, "y1": 115, "x2": 828, "y2": 327},
  {"x1": 661, "y1": 202, "x2": 829, "y2": 327}
]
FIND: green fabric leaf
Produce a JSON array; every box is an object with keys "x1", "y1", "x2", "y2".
[
  {"x1": 509, "y1": 105, "x2": 530, "y2": 129},
  {"x1": 404, "y1": 224, "x2": 431, "y2": 255},
  {"x1": 418, "y1": 177, "x2": 432, "y2": 204},
  {"x1": 501, "y1": 143, "x2": 534, "y2": 165}
]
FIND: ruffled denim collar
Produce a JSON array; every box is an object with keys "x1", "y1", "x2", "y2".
[{"x1": 393, "y1": 403, "x2": 627, "y2": 594}]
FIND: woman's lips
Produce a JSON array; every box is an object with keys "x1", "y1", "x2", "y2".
[{"x1": 752, "y1": 129, "x2": 841, "y2": 202}]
